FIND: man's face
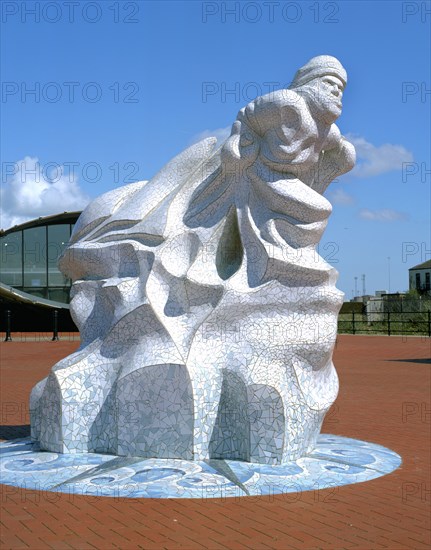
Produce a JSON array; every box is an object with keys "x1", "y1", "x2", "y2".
[{"x1": 315, "y1": 75, "x2": 345, "y2": 120}]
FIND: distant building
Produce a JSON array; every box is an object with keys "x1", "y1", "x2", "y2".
[
  {"x1": 0, "y1": 212, "x2": 81, "y2": 331},
  {"x1": 409, "y1": 260, "x2": 431, "y2": 294},
  {"x1": 366, "y1": 293, "x2": 406, "y2": 322},
  {"x1": 351, "y1": 295, "x2": 373, "y2": 303}
]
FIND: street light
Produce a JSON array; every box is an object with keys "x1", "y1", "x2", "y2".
[{"x1": 387, "y1": 257, "x2": 391, "y2": 293}]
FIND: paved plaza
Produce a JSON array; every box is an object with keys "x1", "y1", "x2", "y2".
[{"x1": 1, "y1": 335, "x2": 430, "y2": 549}]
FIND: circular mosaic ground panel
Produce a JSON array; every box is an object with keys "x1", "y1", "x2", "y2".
[{"x1": 0, "y1": 434, "x2": 401, "y2": 499}]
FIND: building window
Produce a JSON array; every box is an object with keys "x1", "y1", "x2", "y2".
[
  {"x1": 415, "y1": 273, "x2": 421, "y2": 290},
  {"x1": 23, "y1": 226, "x2": 47, "y2": 289},
  {"x1": 1, "y1": 219, "x2": 77, "y2": 304},
  {"x1": 426, "y1": 272, "x2": 430, "y2": 291},
  {"x1": 47, "y1": 224, "x2": 71, "y2": 286},
  {"x1": 0, "y1": 231, "x2": 22, "y2": 286}
]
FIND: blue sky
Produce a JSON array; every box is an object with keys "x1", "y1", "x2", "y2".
[{"x1": 1, "y1": 0, "x2": 430, "y2": 297}]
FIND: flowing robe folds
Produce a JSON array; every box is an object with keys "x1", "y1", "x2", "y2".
[{"x1": 31, "y1": 86, "x2": 355, "y2": 464}]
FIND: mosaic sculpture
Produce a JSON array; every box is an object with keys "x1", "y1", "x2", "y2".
[{"x1": 31, "y1": 55, "x2": 355, "y2": 464}]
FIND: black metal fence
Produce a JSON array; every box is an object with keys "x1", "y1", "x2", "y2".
[
  {"x1": 338, "y1": 310, "x2": 431, "y2": 337},
  {"x1": 1, "y1": 331, "x2": 80, "y2": 342},
  {"x1": 2, "y1": 308, "x2": 79, "y2": 342},
  {"x1": 3, "y1": 305, "x2": 431, "y2": 341}
]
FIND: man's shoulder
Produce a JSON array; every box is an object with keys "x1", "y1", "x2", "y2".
[{"x1": 254, "y1": 88, "x2": 306, "y2": 110}]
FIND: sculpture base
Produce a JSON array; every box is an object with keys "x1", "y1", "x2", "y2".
[{"x1": 0, "y1": 435, "x2": 400, "y2": 499}]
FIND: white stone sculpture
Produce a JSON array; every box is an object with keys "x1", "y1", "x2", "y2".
[{"x1": 31, "y1": 55, "x2": 355, "y2": 464}]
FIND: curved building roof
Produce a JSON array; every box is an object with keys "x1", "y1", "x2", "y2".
[
  {"x1": 0, "y1": 211, "x2": 81, "y2": 236},
  {"x1": 0, "y1": 281, "x2": 70, "y2": 310}
]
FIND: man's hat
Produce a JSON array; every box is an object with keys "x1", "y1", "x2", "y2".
[{"x1": 289, "y1": 55, "x2": 347, "y2": 88}]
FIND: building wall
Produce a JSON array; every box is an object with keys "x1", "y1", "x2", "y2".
[{"x1": 409, "y1": 268, "x2": 431, "y2": 293}]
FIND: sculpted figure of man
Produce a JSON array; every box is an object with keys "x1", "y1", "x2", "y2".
[
  {"x1": 225, "y1": 54, "x2": 354, "y2": 194},
  {"x1": 31, "y1": 56, "x2": 356, "y2": 464}
]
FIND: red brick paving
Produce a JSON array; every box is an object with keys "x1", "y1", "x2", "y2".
[{"x1": 0, "y1": 335, "x2": 430, "y2": 549}]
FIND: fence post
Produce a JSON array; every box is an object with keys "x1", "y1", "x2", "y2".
[
  {"x1": 428, "y1": 311, "x2": 431, "y2": 338},
  {"x1": 4, "y1": 310, "x2": 12, "y2": 342},
  {"x1": 387, "y1": 311, "x2": 391, "y2": 336},
  {"x1": 52, "y1": 310, "x2": 59, "y2": 341},
  {"x1": 352, "y1": 311, "x2": 355, "y2": 335}
]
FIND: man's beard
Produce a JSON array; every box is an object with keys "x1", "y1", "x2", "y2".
[{"x1": 295, "y1": 85, "x2": 341, "y2": 125}]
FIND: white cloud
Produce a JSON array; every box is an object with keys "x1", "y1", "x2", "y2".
[
  {"x1": 346, "y1": 135, "x2": 414, "y2": 178},
  {"x1": 359, "y1": 208, "x2": 408, "y2": 222},
  {"x1": 1, "y1": 156, "x2": 91, "y2": 230},
  {"x1": 327, "y1": 188, "x2": 354, "y2": 205},
  {"x1": 190, "y1": 126, "x2": 231, "y2": 146}
]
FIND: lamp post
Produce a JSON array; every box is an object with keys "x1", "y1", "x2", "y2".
[
  {"x1": 4, "y1": 310, "x2": 12, "y2": 342},
  {"x1": 387, "y1": 257, "x2": 391, "y2": 293},
  {"x1": 52, "y1": 310, "x2": 59, "y2": 341}
]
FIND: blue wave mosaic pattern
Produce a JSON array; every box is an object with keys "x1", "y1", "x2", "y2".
[{"x1": 1, "y1": 435, "x2": 401, "y2": 499}]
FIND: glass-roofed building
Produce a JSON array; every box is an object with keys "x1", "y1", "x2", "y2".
[{"x1": 0, "y1": 212, "x2": 81, "y2": 331}]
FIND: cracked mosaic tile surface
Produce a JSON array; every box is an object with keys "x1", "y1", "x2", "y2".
[
  {"x1": 0, "y1": 436, "x2": 401, "y2": 498},
  {"x1": 30, "y1": 56, "x2": 358, "y2": 463}
]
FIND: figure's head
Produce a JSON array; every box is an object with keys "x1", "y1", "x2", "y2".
[{"x1": 289, "y1": 55, "x2": 347, "y2": 124}]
